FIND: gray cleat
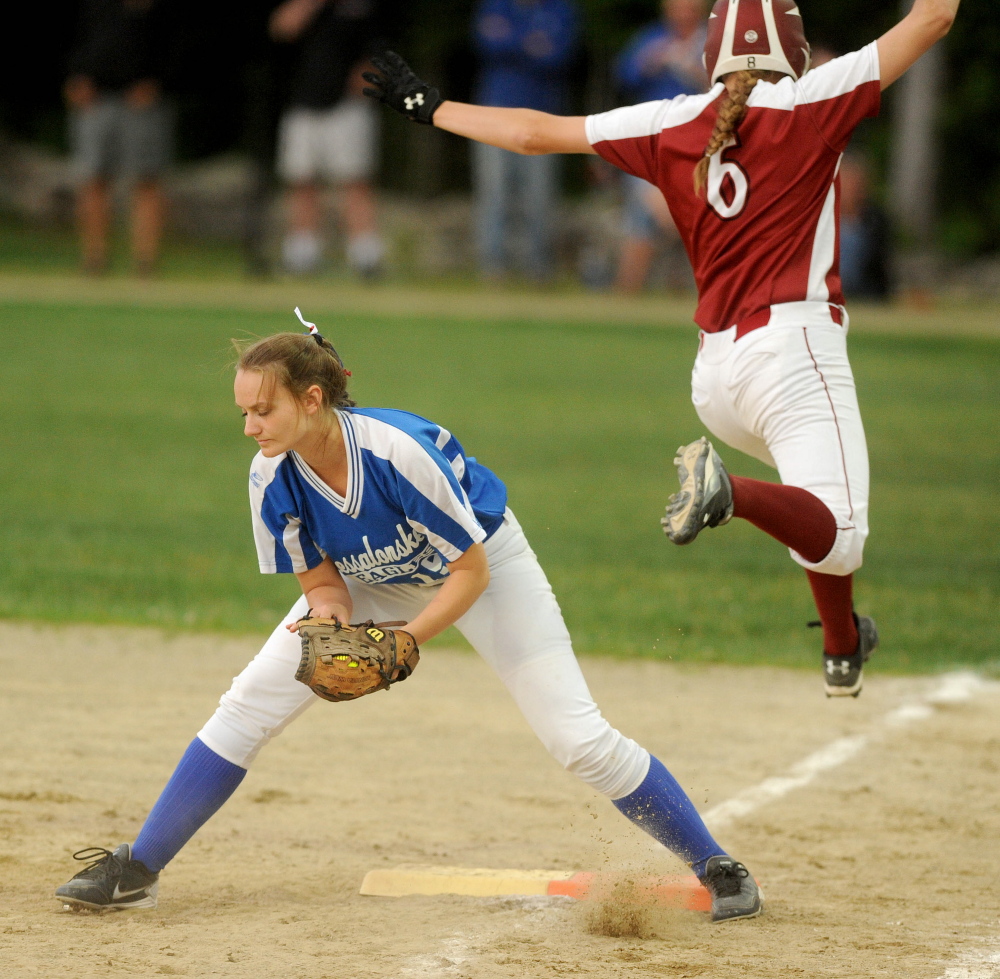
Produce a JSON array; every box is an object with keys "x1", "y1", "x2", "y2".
[
  {"x1": 662, "y1": 437, "x2": 734, "y2": 545},
  {"x1": 699, "y1": 855, "x2": 764, "y2": 922},
  {"x1": 55, "y1": 843, "x2": 158, "y2": 911}
]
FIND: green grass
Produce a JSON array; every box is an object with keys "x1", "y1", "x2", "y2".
[
  {"x1": 0, "y1": 218, "x2": 248, "y2": 280},
  {"x1": 1, "y1": 300, "x2": 997, "y2": 674}
]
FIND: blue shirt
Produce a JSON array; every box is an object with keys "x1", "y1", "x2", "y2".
[
  {"x1": 615, "y1": 21, "x2": 708, "y2": 104},
  {"x1": 472, "y1": 0, "x2": 579, "y2": 112},
  {"x1": 250, "y1": 408, "x2": 508, "y2": 587}
]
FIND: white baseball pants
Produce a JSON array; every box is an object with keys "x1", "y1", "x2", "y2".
[
  {"x1": 199, "y1": 511, "x2": 650, "y2": 799},
  {"x1": 690, "y1": 303, "x2": 869, "y2": 576}
]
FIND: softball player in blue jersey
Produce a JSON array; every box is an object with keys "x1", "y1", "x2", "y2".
[{"x1": 56, "y1": 315, "x2": 761, "y2": 921}]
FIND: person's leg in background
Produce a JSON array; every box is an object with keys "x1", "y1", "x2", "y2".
[
  {"x1": 68, "y1": 95, "x2": 115, "y2": 276},
  {"x1": 130, "y1": 179, "x2": 165, "y2": 277},
  {"x1": 472, "y1": 141, "x2": 512, "y2": 280},
  {"x1": 278, "y1": 109, "x2": 325, "y2": 274},
  {"x1": 124, "y1": 91, "x2": 171, "y2": 277},
  {"x1": 329, "y1": 99, "x2": 384, "y2": 279},
  {"x1": 76, "y1": 179, "x2": 112, "y2": 276},
  {"x1": 284, "y1": 180, "x2": 323, "y2": 273},
  {"x1": 518, "y1": 152, "x2": 558, "y2": 281},
  {"x1": 341, "y1": 181, "x2": 381, "y2": 278},
  {"x1": 615, "y1": 175, "x2": 661, "y2": 293}
]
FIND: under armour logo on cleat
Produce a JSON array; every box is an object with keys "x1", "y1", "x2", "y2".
[
  {"x1": 826, "y1": 660, "x2": 851, "y2": 676},
  {"x1": 404, "y1": 93, "x2": 425, "y2": 111}
]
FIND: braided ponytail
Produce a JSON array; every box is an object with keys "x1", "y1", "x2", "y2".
[{"x1": 694, "y1": 70, "x2": 787, "y2": 198}]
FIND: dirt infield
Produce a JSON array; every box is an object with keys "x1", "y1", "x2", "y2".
[{"x1": 2, "y1": 621, "x2": 999, "y2": 979}]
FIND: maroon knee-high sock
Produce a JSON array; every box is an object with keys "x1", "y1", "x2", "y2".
[
  {"x1": 729, "y1": 476, "x2": 858, "y2": 655},
  {"x1": 805, "y1": 571, "x2": 859, "y2": 656},
  {"x1": 729, "y1": 475, "x2": 836, "y2": 563}
]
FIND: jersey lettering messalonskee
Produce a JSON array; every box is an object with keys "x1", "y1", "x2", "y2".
[
  {"x1": 586, "y1": 44, "x2": 881, "y2": 334},
  {"x1": 249, "y1": 408, "x2": 508, "y2": 586}
]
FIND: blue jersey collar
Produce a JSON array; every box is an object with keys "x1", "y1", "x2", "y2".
[{"x1": 288, "y1": 410, "x2": 364, "y2": 517}]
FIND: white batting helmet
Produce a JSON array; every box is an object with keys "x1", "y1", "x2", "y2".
[{"x1": 704, "y1": 0, "x2": 811, "y2": 85}]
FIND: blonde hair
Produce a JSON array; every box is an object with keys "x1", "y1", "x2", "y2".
[
  {"x1": 234, "y1": 332, "x2": 356, "y2": 410},
  {"x1": 694, "y1": 69, "x2": 787, "y2": 198}
]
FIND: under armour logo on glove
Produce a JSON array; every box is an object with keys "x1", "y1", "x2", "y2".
[{"x1": 363, "y1": 51, "x2": 443, "y2": 125}]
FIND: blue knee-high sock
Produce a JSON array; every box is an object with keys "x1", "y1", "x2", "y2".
[
  {"x1": 131, "y1": 738, "x2": 247, "y2": 873},
  {"x1": 612, "y1": 755, "x2": 725, "y2": 879}
]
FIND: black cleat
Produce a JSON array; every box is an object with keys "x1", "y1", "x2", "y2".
[
  {"x1": 823, "y1": 614, "x2": 879, "y2": 698},
  {"x1": 662, "y1": 437, "x2": 734, "y2": 545},
  {"x1": 698, "y1": 855, "x2": 764, "y2": 922},
  {"x1": 55, "y1": 844, "x2": 158, "y2": 911}
]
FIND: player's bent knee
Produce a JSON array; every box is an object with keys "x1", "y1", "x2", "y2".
[
  {"x1": 833, "y1": 533, "x2": 865, "y2": 576},
  {"x1": 792, "y1": 524, "x2": 866, "y2": 576},
  {"x1": 542, "y1": 725, "x2": 649, "y2": 799},
  {"x1": 197, "y1": 677, "x2": 315, "y2": 768}
]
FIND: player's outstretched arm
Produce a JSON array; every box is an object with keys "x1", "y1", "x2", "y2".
[
  {"x1": 877, "y1": 0, "x2": 960, "y2": 90},
  {"x1": 363, "y1": 51, "x2": 594, "y2": 155},
  {"x1": 434, "y1": 102, "x2": 593, "y2": 156}
]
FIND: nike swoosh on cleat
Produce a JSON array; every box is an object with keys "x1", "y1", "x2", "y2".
[{"x1": 112, "y1": 883, "x2": 149, "y2": 900}]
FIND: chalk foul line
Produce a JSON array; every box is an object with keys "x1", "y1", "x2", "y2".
[
  {"x1": 704, "y1": 671, "x2": 991, "y2": 832},
  {"x1": 940, "y1": 936, "x2": 1000, "y2": 979},
  {"x1": 699, "y1": 670, "x2": 1000, "y2": 979},
  {"x1": 396, "y1": 671, "x2": 997, "y2": 977}
]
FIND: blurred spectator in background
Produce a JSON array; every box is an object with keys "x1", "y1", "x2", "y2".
[
  {"x1": 613, "y1": 0, "x2": 707, "y2": 293},
  {"x1": 65, "y1": 0, "x2": 172, "y2": 277},
  {"x1": 471, "y1": 0, "x2": 579, "y2": 281},
  {"x1": 270, "y1": 0, "x2": 384, "y2": 278},
  {"x1": 839, "y1": 152, "x2": 893, "y2": 301}
]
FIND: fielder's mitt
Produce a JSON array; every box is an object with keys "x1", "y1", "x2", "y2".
[{"x1": 294, "y1": 617, "x2": 420, "y2": 702}]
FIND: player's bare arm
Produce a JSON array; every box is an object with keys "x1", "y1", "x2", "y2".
[
  {"x1": 877, "y1": 0, "x2": 960, "y2": 89},
  {"x1": 399, "y1": 542, "x2": 491, "y2": 646},
  {"x1": 362, "y1": 51, "x2": 594, "y2": 155},
  {"x1": 433, "y1": 102, "x2": 594, "y2": 156},
  {"x1": 287, "y1": 557, "x2": 352, "y2": 631}
]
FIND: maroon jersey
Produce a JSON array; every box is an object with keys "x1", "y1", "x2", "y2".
[{"x1": 586, "y1": 44, "x2": 881, "y2": 334}]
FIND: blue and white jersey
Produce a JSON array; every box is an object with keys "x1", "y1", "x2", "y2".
[{"x1": 249, "y1": 408, "x2": 508, "y2": 587}]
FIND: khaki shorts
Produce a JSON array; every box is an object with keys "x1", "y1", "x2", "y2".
[
  {"x1": 69, "y1": 96, "x2": 172, "y2": 183},
  {"x1": 277, "y1": 99, "x2": 378, "y2": 184}
]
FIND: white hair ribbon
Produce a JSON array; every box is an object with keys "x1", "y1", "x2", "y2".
[{"x1": 293, "y1": 306, "x2": 320, "y2": 335}]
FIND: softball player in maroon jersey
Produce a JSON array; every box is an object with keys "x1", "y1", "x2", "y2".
[{"x1": 363, "y1": 0, "x2": 962, "y2": 697}]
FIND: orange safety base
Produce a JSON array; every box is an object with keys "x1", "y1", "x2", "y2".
[{"x1": 548, "y1": 872, "x2": 712, "y2": 911}]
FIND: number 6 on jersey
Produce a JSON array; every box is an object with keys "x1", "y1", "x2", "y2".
[{"x1": 706, "y1": 137, "x2": 749, "y2": 220}]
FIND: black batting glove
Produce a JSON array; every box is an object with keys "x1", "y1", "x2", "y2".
[{"x1": 362, "y1": 51, "x2": 443, "y2": 125}]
